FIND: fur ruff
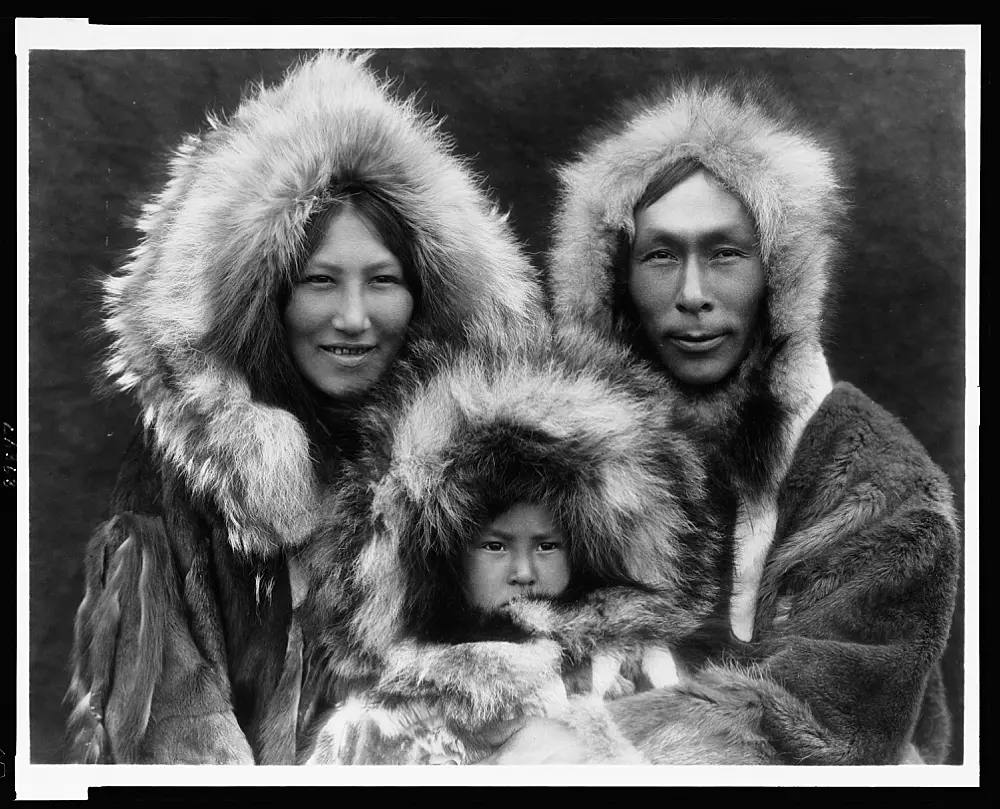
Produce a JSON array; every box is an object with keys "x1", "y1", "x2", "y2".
[
  {"x1": 295, "y1": 329, "x2": 729, "y2": 763},
  {"x1": 101, "y1": 50, "x2": 545, "y2": 558},
  {"x1": 547, "y1": 75, "x2": 850, "y2": 640}
]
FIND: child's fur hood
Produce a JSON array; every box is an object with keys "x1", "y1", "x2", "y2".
[
  {"x1": 297, "y1": 327, "x2": 729, "y2": 731},
  {"x1": 101, "y1": 50, "x2": 545, "y2": 559}
]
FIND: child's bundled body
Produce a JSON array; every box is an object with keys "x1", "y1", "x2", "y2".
[{"x1": 294, "y1": 329, "x2": 732, "y2": 765}]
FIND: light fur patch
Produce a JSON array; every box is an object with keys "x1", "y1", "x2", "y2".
[{"x1": 641, "y1": 646, "x2": 682, "y2": 689}]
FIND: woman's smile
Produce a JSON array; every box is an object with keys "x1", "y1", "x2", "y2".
[{"x1": 320, "y1": 344, "x2": 377, "y2": 367}]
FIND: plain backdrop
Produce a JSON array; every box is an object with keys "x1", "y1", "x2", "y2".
[{"x1": 27, "y1": 47, "x2": 967, "y2": 764}]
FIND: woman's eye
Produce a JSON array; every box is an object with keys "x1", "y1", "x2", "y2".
[
  {"x1": 303, "y1": 273, "x2": 334, "y2": 285},
  {"x1": 371, "y1": 274, "x2": 404, "y2": 286}
]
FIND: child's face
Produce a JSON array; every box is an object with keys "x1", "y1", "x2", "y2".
[{"x1": 464, "y1": 502, "x2": 571, "y2": 611}]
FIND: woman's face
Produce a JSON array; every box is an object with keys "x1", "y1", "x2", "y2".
[
  {"x1": 464, "y1": 502, "x2": 571, "y2": 612},
  {"x1": 284, "y1": 206, "x2": 415, "y2": 400},
  {"x1": 627, "y1": 169, "x2": 765, "y2": 387}
]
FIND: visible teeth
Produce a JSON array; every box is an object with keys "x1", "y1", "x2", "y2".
[{"x1": 326, "y1": 347, "x2": 371, "y2": 356}]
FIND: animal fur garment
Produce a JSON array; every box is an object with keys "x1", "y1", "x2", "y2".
[
  {"x1": 547, "y1": 75, "x2": 960, "y2": 764},
  {"x1": 66, "y1": 50, "x2": 545, "y2": 764},
  {"x1": 100, "y1": 49, "x2": 544, "y2": 560},
  {"x1": 295, "y1": 329, "x2": 731, "y2": 765}
]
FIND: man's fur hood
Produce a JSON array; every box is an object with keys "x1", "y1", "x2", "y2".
[
  {"x1": 548, "y1": 75, "x2": 849, "y2": 496},
  {"x1": 296, "y1": 328, "x2": 729, "y2": 746},
  {"x1": 101, "y1": 50, "x2": 545, "y2": 559}
]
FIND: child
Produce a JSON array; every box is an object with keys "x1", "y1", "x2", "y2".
[{"x1": 293, "y1": 330, "x2": 732, "y2": 765}]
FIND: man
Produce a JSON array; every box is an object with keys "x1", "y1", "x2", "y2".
[{"x1": 489, "y1": 75, "x2": 960, "y2": 766}]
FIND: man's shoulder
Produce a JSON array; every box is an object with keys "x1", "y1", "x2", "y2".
[
  {"x1": 797, "y1": 381, "x2": 948, "y2": 481},
  {"x1": 816, "y1": 381, "x2": 925, "y2": 444}
]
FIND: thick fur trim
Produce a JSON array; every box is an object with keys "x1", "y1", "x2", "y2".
[
  {"x1": 300, "y1": 328, "x2": 726, "y2": 670},
  {"x1": 548, "y1": 75, "x2": 846, "y2": 420},
  {"x1": 295, "y1": 329, "x2": 730, "y2": 763},
  {"x1": 102, "y1": 50, "x2": 545, "y2": 558},
  {"x1": 547, "y1": 75, "x2": 850, "y2": 641}
]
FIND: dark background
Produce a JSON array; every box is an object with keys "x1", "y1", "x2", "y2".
[{"x1": 27, "y1": 48, "x2": 967, "y2": 764}]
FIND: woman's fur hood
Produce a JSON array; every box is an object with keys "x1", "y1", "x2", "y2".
[
  {"x1": 101, "y1": 50, "x2": 545, "y2": 559},
  {"x1": 297, "y1": 328, "x2": 729, "y2": 719},
  {"x1": 548, "y1": 75, "x2": 849, "y2": 497}
]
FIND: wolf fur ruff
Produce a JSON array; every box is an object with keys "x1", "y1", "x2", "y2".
[
  {"x1": 296, "y1": 328, "x2": 729, "y2": 759},
  {"x1": 101, "y1": 50, "x2": 545, "y2": 559},
  {"x1": 548, "y1": 75, "x2": 848, "y2": 471},
  {"x1": 547, "y1": 76, "x2": 851, "y2": 641}
]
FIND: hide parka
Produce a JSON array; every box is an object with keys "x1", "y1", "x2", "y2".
[
  {"x1": 294, "y1": 327, "x2": 732, "y2": 765},
  {"x1": 547, "y1": 76, "x2": 961, "y2": 765},
  {"x1": 65, "y1": 50, "x2": 546, "y2": 765}
]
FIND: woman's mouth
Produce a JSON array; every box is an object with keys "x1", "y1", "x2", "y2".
[
  {"x1": 321, "y1": 345, "x2": 375, "y2": 367},
  {"x1": 666, "y1": 333, "x2": 727, "y2": 353}
]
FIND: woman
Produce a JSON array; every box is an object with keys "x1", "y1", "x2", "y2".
[
  {"x1": 490, "y1": 75, "x2": 960, "y2": 766},
  {"x1": 65, "y1": 50, "x2": 545, "y2": 765}
]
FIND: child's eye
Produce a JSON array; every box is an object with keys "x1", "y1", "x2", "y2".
[
  {"x1": 482, "y1": 541, "x2": 505, "y2": 552},
  {"x1": 537, "y1": 541, "x2": 563, "y2": 552}
]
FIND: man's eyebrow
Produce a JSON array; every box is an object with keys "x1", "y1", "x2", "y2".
[{"x1": 634, "y1": 225, "x2": 756, "y2": 244}]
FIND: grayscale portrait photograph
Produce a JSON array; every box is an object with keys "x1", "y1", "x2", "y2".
[{"x1": 20, "y1": 22, "x2": 978, "y2": 792}]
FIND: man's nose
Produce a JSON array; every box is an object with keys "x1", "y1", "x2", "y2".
[
  {"x1": 675, "y1": 259, "x2": 713, "y2": 314},
  {"x1": 331, "y1": 285, "x2": 371, "y2": 333}
]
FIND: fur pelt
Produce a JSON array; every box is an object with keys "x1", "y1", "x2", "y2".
[
  {"x1": 66, "y1": 509, "x2": 256, "y2": 764},
  {"x1": 294, "y1": 327, "x2": 731, "y2": 764},
  {"x1": 69, "y1": 50, "x2": 547, "y2": 765},
  {"x1": 544, "y1": 76, "x2": 960, "y2": 764},
  {"x1": 101, "y1": 50, "x2": 545, "y2": 559},
  {"x1": 548, "y1": 75, "x2": 847, "y2": 452},
  {"x1": 547, "y1": 76, "x2": 851, "y2": 641}
]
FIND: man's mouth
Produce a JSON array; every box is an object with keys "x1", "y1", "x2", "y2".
[{"x1": 666, "y1": 333, "x2": 727, "y2": 352}]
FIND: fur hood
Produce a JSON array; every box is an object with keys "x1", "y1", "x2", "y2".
[
  {"x1": 101, "y1": 50, "x2": 545, "y2": 559},
  {"x1": 297, "y1": 328, "x2": 729, "y2": 708},
  {"x1": 548, "y1": 75, "x2": 849, "y2": 495}
]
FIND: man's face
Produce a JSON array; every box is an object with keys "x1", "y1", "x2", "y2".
[{"x1": 628, "y1": 169, "x2": 765, "y2": 387}]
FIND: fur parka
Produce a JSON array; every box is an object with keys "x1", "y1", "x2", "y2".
[
  {"x1": 66, "y1": 50, "x2": 546, "y2": 764},
  {"x1": 294, "y1": 327, "x2": 732, "y2": 765},
  {"x1": 547, "y1": 76, "x2": 960, "y2": 765}
]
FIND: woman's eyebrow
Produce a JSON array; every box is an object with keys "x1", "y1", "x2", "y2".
[{"x1": 307, "y1": 259, "x2": 402, "y2": 272}]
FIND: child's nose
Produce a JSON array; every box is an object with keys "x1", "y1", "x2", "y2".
[{"x1": 508, "y1": 552, "x2": 537, "y2": 585}]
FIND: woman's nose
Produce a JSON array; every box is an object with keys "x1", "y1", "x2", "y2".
[
  {"x1": 331, "y1": 286, "x2": 371, "y2": 333},
  {"x1": 675, "y1": 260, "x2": 713, "y2": 314}
]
